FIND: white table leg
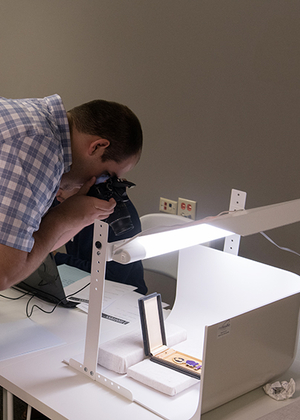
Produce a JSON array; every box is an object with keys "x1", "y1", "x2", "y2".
[
  {"x1": 2, "y1": 388, "x2": 6, "y2": 420},
  {"x1": 26, "y1": 405, "x2": 32, "y2": 420},
  {"x1": 2, "y1": 389, "x2": 13, "y2": 420}
]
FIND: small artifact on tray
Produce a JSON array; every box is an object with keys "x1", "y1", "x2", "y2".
[{"x1": 138, "y1": 293, "x2": 202, "y2": 379}]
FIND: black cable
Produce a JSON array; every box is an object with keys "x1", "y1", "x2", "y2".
[
  {"x1": 65, "y1": 281, "x2": 91, "y2": 299},
  {"x1": 25, "y1": 281, "x2": 91, "y2": 318},
  {"x1": 1, "y1": 290, "x2": 31, "y2": 300},
  {"x1": 25, "y1": 294, "x2": 60, "y2": 317}
]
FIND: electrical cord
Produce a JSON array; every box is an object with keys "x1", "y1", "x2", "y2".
[
  {"x1": 260, "y1": 231, "x2": 300, "y2": 258},
  {"x1": 1, "y1": 282, "x2": 91, "y2": 318},
  {"x1": 25, "y1": 281, "x2": 90, "y2": 318},
  {"x1": 0, "y1": 290, "x2": 30, "y2": 300}
]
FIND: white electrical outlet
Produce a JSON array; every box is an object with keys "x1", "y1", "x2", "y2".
[
  {"x1": 159, "y1": 197, "x2": 177, "y2": 214},
  {"x1": 177, "y1": 197, "x2": 197, "y2": 220}
]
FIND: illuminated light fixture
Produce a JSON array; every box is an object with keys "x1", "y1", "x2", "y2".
[
  {"x1": 109, "y1": 197, "x2": 300, "y2": 265},
  {"x1": 111, "y1": 223, "x2": 233, "y2": 264}
]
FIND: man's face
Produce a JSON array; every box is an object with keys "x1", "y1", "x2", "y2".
[
  {"x1": 96, "y1": 155, "x2": 138, "y2": 182},
  {"x1": 59, "y1": 153, "x2": 138, "y2": 194},
  {"x1": 64, "y1": 126, "x2": 140, "y2": 190},
  {"x1": 65, "y1": 126, "x2": 140, "y2": 191}
]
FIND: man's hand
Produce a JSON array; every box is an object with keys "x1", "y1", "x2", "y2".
[
  {"x1": 55, "y1": 178, "x2": 116, "y2": 227},
  {"x1": 42, "y1": 177, "x2": 116, "y2": 251}
]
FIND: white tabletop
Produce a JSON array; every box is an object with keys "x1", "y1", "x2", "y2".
[
  {"x1": 1, "y1": 263, "x2": 300, "y2": 420},
  {"x1": 0, "y1": 285, "x2": 161, "y2": 420}
]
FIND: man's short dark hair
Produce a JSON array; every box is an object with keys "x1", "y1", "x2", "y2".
[{"x1": 68, "y1": 100, "x2": 143, "y2": 163}]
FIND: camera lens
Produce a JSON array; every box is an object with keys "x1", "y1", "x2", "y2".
[{"x1": 106, "y1": 202, "x2": 134, "y2": 236}]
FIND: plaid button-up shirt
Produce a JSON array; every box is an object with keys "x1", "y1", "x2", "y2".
[{"x1": 0, "y1": 94, "x2": 71, "y2": 252}]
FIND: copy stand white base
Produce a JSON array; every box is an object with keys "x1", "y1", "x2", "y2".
[{"x1": 68, "y1": 221, "x2": 133, "y2": 400}]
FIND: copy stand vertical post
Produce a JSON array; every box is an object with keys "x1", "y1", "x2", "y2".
[
  {"x1": 69, "y1": 220, "x2": 133, "y2": 400},
  {"x1": 69, "y1": 220, "x2": 108, "y2": 378},
  {"x1": 82, "y1": 220, "x2": 109, "y2": 377}
]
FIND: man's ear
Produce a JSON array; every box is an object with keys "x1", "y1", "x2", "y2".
[{"x1": 88, "y1": 138, "x2": 110, "y2": 156}]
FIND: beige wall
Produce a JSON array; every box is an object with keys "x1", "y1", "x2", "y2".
[{"x1": 1, "y1": 1, "x2": 300, "y2": 275}]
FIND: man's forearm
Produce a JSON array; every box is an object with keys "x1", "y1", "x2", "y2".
[
  {"x1": 0, "y1": 190, "x2": 115, "y2": 291},
  {"x1": 0, "y1": 208, "x2": 73, "y2": 290}
]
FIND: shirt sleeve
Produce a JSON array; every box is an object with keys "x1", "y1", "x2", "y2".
[{"x1": 0, "y1": 134, "x2": 62, "y2": 252}]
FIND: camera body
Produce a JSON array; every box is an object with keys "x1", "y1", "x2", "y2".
[{"x1": 88, "y1": 176, "x2": 135, "y2": 236}]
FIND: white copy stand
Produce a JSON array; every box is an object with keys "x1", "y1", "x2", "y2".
[
  {"x1": 68, "y1": 197, "x2": 300, "y2": 419},
  {"x1": 68, "y1": 220, "x2": 202, "y2": 420}
]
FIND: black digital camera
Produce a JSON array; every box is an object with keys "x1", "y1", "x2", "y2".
[{"x1": 88, "y1": 176, "x2": 135, "y2": 236}]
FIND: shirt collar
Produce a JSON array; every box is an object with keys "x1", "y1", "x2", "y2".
[{"x1": 44, "y1": 94, "x2": 72, "y2": 173}]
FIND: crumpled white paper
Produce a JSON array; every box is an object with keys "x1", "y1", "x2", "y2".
[{"x1": 263, "y1": 378, "x2": 296, "y2": 401}]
